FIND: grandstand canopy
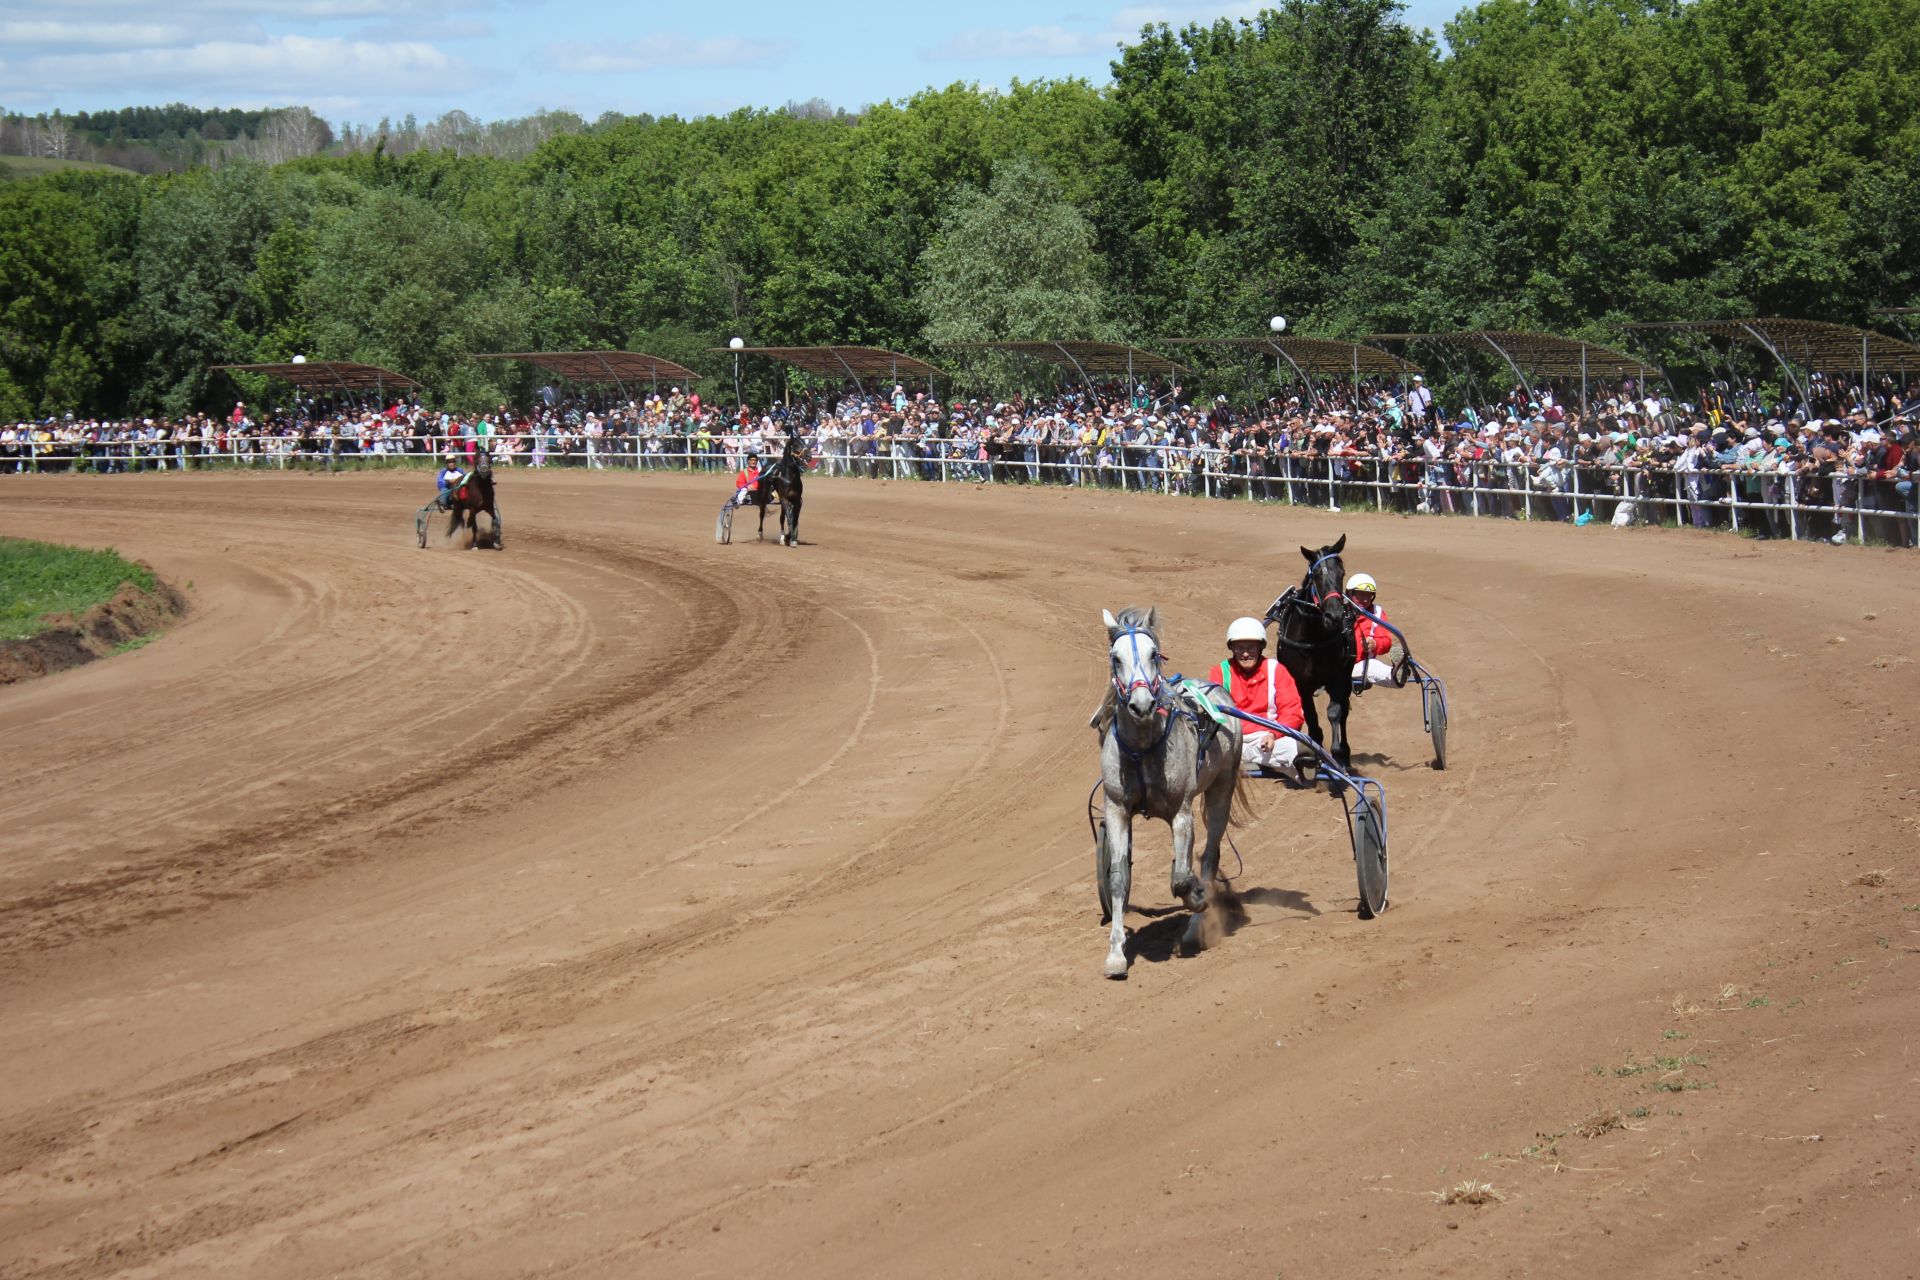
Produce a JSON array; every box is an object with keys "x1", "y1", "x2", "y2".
[
  {"x1": 471, "y1": 350, "x2": 700, "y2": 389},
  {"x1": 710, "y1": 345, "x2": 943, "y2": 383},
  {"x1": 1365, "y1": 330, "x2": 1656, "y2": 379},
  {"x1": 1161, "y1": 335, "x2": 1419, "y2": 378},
  {"x1": 212, "y1": 361, "x2": 421, "y2": 392},
  {"x1": 1624, "y1": 318, "x2": 1920, "y2": 375},
  {"x1": 943, "y1": 341, "x2": 1188, "y2": 380}
]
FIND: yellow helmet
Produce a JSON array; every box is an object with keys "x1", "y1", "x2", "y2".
[{"x1": 1345, "y1": 573, "x2": 1377, "y2": 595}]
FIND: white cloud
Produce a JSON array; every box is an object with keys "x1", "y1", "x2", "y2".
[
  {"x1": 545, "y1": 34, "x2": 791, "y2": 74},
  {"x1": 926, "y1": 2, "x2": 1266, "y2": 64},
  {"x1": 10, "y1": 35, "x2": 480, "y2": 100},
  {"x1": 0, "y1": 20, "x2": 206, "y2": 49},
  {"x1": 924, "y1": 25, "x2": 1104, "y2": 61}
]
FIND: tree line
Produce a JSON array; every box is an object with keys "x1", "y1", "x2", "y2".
[{"x1": 2, "y1": 0, "x2": 1917, "y2": 422}]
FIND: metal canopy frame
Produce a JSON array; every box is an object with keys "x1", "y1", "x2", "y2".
[
  {"x1": 708, "y1": 345, "x2": 943, "y2": 396},
  {"x1": 212, "y1": 361, "x2": 421, "y2": 395},
  {"x1": 1624, "y1": 318, "x2": 1920, "y2": 413},
  {"x1": 471, "y1": 350, "x2": 700, "y2": 402},
  {"x1": 1160, "y1": 335, "x2": 1418, "y2": 409},
  {"x1": 1364, "y1": 330, "x2": 1658, "y2": 416},
  {"x1": 943, "y1": 341, "x2": 1187, "y2": 395}
]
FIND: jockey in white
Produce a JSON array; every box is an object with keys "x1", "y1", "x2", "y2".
[{"x1": 1219, "y1": 616, "x2": 1306, "y2": 780}]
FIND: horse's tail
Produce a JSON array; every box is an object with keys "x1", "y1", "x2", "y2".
[{"x1": 1228, "y1": 765, "x2": 1258, "y2": 827}]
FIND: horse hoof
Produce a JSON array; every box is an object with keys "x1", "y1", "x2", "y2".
[
  {"x1": 1104, "y1": 955, "x2": 1129, "y2": 979},
  {"x1": 1170, "y1": 874, "x2": 1195, "y2": 902}
]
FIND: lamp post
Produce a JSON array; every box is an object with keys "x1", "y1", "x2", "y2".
[{"x1": 729, "y1": 336, "x2": 745, "y2": 414}]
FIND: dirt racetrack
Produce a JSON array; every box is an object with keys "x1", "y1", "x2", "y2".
[{"x1": 2, "y1": 470, "x2": 1916, "y2": 1279}]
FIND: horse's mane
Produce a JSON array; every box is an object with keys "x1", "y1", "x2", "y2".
[{"x1": 1110, "y1": 605, "x2": 1159, "y2": 643}]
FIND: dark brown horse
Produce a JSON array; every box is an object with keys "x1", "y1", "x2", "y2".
[
  {"x1": 1265, "y1": 534, "x2": 1353, "y2": 782},
  {"x1": 747, "y1": 433, "x2": 806, "y2": 546},
  {"x1": 417, "y1": 450, "x2": 502, "y2": 549}
]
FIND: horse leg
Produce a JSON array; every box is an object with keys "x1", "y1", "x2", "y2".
[
  {"x1": 1183, "y1": 767, "x2": 1237, "y2": 952},
  {"x1": 784, "y1": 490, "x2": 802, "y2": 545},
  {"x1": 465, "y1": 508, "x2": 480, "y2": 550},
  {"x1": 756, "y1": 498, "x2": 768, "y2": 541},
  {"x1": 1327, "y1": 686, "x2": 1352, "y2": 775},
  {"x1": 1300, "y1": 684, "x2": 1325, "y2": 748},
  {"x1": 1103, "y1": 797, "x2": 1133, "y2": 979},
  {"x1": 1169, "y1": 801, "x2": 1198, "y2": 908}
]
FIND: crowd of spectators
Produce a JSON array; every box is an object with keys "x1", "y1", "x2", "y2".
[{"x1": 5, "y1": 372, "x2": 1915, "y2": 546}]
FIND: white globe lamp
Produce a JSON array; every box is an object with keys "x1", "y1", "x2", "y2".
[
  {"x1": 1269, "y1": 315, "x2": 1287, "y2": 334},
  {"x1": 291, "y1": 353, "x2": 307, "y2": 363},
  {"x1": 728, "y1": 337, "x2": 745, "y2": 350}
]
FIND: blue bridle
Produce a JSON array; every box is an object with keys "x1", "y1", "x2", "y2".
[{"x1": 1109, "y1": 625, "x2": 1166, "y2": 704}]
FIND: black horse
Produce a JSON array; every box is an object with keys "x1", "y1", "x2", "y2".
[
  {"x1": 1265, "y1": 533, "x2": 1353, "y2": 781},
  {"x1": 418, "y1": 450, "x2": 503, "y2": 550},
  {"x1": 749, "y1": 432, "x2": 806, "y2": 546}
]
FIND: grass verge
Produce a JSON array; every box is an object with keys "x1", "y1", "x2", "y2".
[{"x1": 0, "y1": 537, "x2": 157, "y2": 641}]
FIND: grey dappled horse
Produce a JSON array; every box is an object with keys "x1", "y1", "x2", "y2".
[{"x1": 1096, "y1": 606, "x2": 1251, "y2": 979}]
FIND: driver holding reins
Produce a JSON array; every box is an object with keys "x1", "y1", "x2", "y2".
[
  {"x1": 1220, "y1": 617, "x2": 1306, "y2": 780},
  {"x1": 433, "y1": 450, "x2": 465, "y2": 510},
  {"x1": 1347, "y1": 573, "x2": 1406, "y2": 688},
  {"x1": 733, "y1": 446, "x2": 762, "y2": 506}
]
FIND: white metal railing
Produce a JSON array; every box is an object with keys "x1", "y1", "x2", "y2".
[{"x1": 3, "y1": 433, "x2": 1913, "y2": 545}]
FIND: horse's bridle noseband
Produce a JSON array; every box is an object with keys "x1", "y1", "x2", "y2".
[{"x1": 1110, "y1": 625, "x2": 1165, "y2": 704}]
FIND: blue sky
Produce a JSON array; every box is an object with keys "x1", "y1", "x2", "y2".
[{"x1": 1, "y1": 0, "x2": 1464, "y2": 130}]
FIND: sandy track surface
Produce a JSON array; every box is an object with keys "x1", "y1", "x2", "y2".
[{"x1": 2, "y1": 471, "x2": 1915, "y2": 1278}]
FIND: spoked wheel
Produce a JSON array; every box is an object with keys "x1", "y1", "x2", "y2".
[
  {"x1": 715, "y1": 503, "x2": 734, "y2": 545},
  {"x1": 1351, "y1": 794, "x2": 1389, "y2": 919},
  {"x1": 1429, "y1": 696, "x2": 1449, "y2": 770}
]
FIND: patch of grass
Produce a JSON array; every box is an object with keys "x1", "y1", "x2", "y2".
[
  {"x1": 1661, "y1": 1029, "x2": 1689, "y2": 1041},
  {"x1": 1745, "y1": 995, "x2": 1771, "y2": 1008},
  {"x1": 111, "y1": 632, "x2": 157, "y2": 655},
  {"x1": 1573, "y1": 1109, "x2": 1625, "y2": 1139},
  {"x1": 1613, "y1": 1053, "x2": 1706, "y2": 1078},
  {"x1": 1853, "y1": 869, "x2": 1891, "y2": 888},
  {"x1": 0, "y1": 538, "x2": 155, "y2": 641},
  {"x1": 1434, "y1": 1179, "x2": 1504, "y2": 1206}
]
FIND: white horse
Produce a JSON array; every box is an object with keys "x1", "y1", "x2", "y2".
[{"x1": 1095, "y1": 606, "x2": 1252, "y2": 979}]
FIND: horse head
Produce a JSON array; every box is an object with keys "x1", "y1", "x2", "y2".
[
  {"x1": 1298, "y1": 533, "x2": 1351, "y2": 636},
  {"x1": 1103, "y1": 605, "x2": 1164, "y2": 720}
]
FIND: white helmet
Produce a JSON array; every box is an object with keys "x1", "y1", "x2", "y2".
[
  {"x1": 1225, "y1": 617, "x2": 1267, "y2": 645},
  {"x1": 1345, "y1": 573, "x2": 1377, "y2": 595}
]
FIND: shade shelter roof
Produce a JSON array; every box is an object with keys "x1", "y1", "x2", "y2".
[
  {"x1": 212, "y1": 361, "x2": 421, "y2": 392},
  {"x1": 708, "y1": 346, "x2": 944, "y2": 382},
  {"x1": 1624, "y1": 318, "x2": 1920, "y2": 374},
  {"x1": 1161, "y1": 335, "x2": 1419, "y2": 377},
  {"x1": 943, "y1": 341, "x2": 1188, "y2": 378},
  {"x1": 1363, "y1": 330, "x2": 1656, "y2": 379},
  {"x1": 471, "y1": 350, "x2": 700, "y2": 386}
]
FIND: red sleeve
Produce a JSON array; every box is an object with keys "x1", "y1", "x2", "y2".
[{"x1": 1271, "y1": 663, "x2": 1304, "y2": 730}]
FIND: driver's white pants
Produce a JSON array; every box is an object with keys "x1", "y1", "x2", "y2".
[
  {"x1": 1354, "y1": 658, "x2": 1400, "y2": 687},
  {"x1": 1241, "y1": 731, "x2": 1302, "y2": 776}
]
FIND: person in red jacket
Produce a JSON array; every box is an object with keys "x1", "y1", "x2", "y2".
[
  {"x1": 733, "y1": 446, "x2": 763, "y2": 506},
  {"x1": 1347, "y1": 573, "x2": 1406, "y2": 688},
  {"x1": 1220, "y1": 616, "x2": 1306, "y2": 780}
]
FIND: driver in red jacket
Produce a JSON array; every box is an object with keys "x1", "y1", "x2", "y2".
[
  {"x1": 1347, "y1": 573, "x2": 1406, "y2": 688},
  {"x1": 733, "y1": 446, "x2": 762, "y2": 506},
  {"x1": 1220, "y1": 617, "x2": 1305, "y2": 780}
]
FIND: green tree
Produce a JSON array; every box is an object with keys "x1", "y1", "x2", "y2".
[{"x1": 916, "y1": 156, "x2": 1116, "y2": 388}]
